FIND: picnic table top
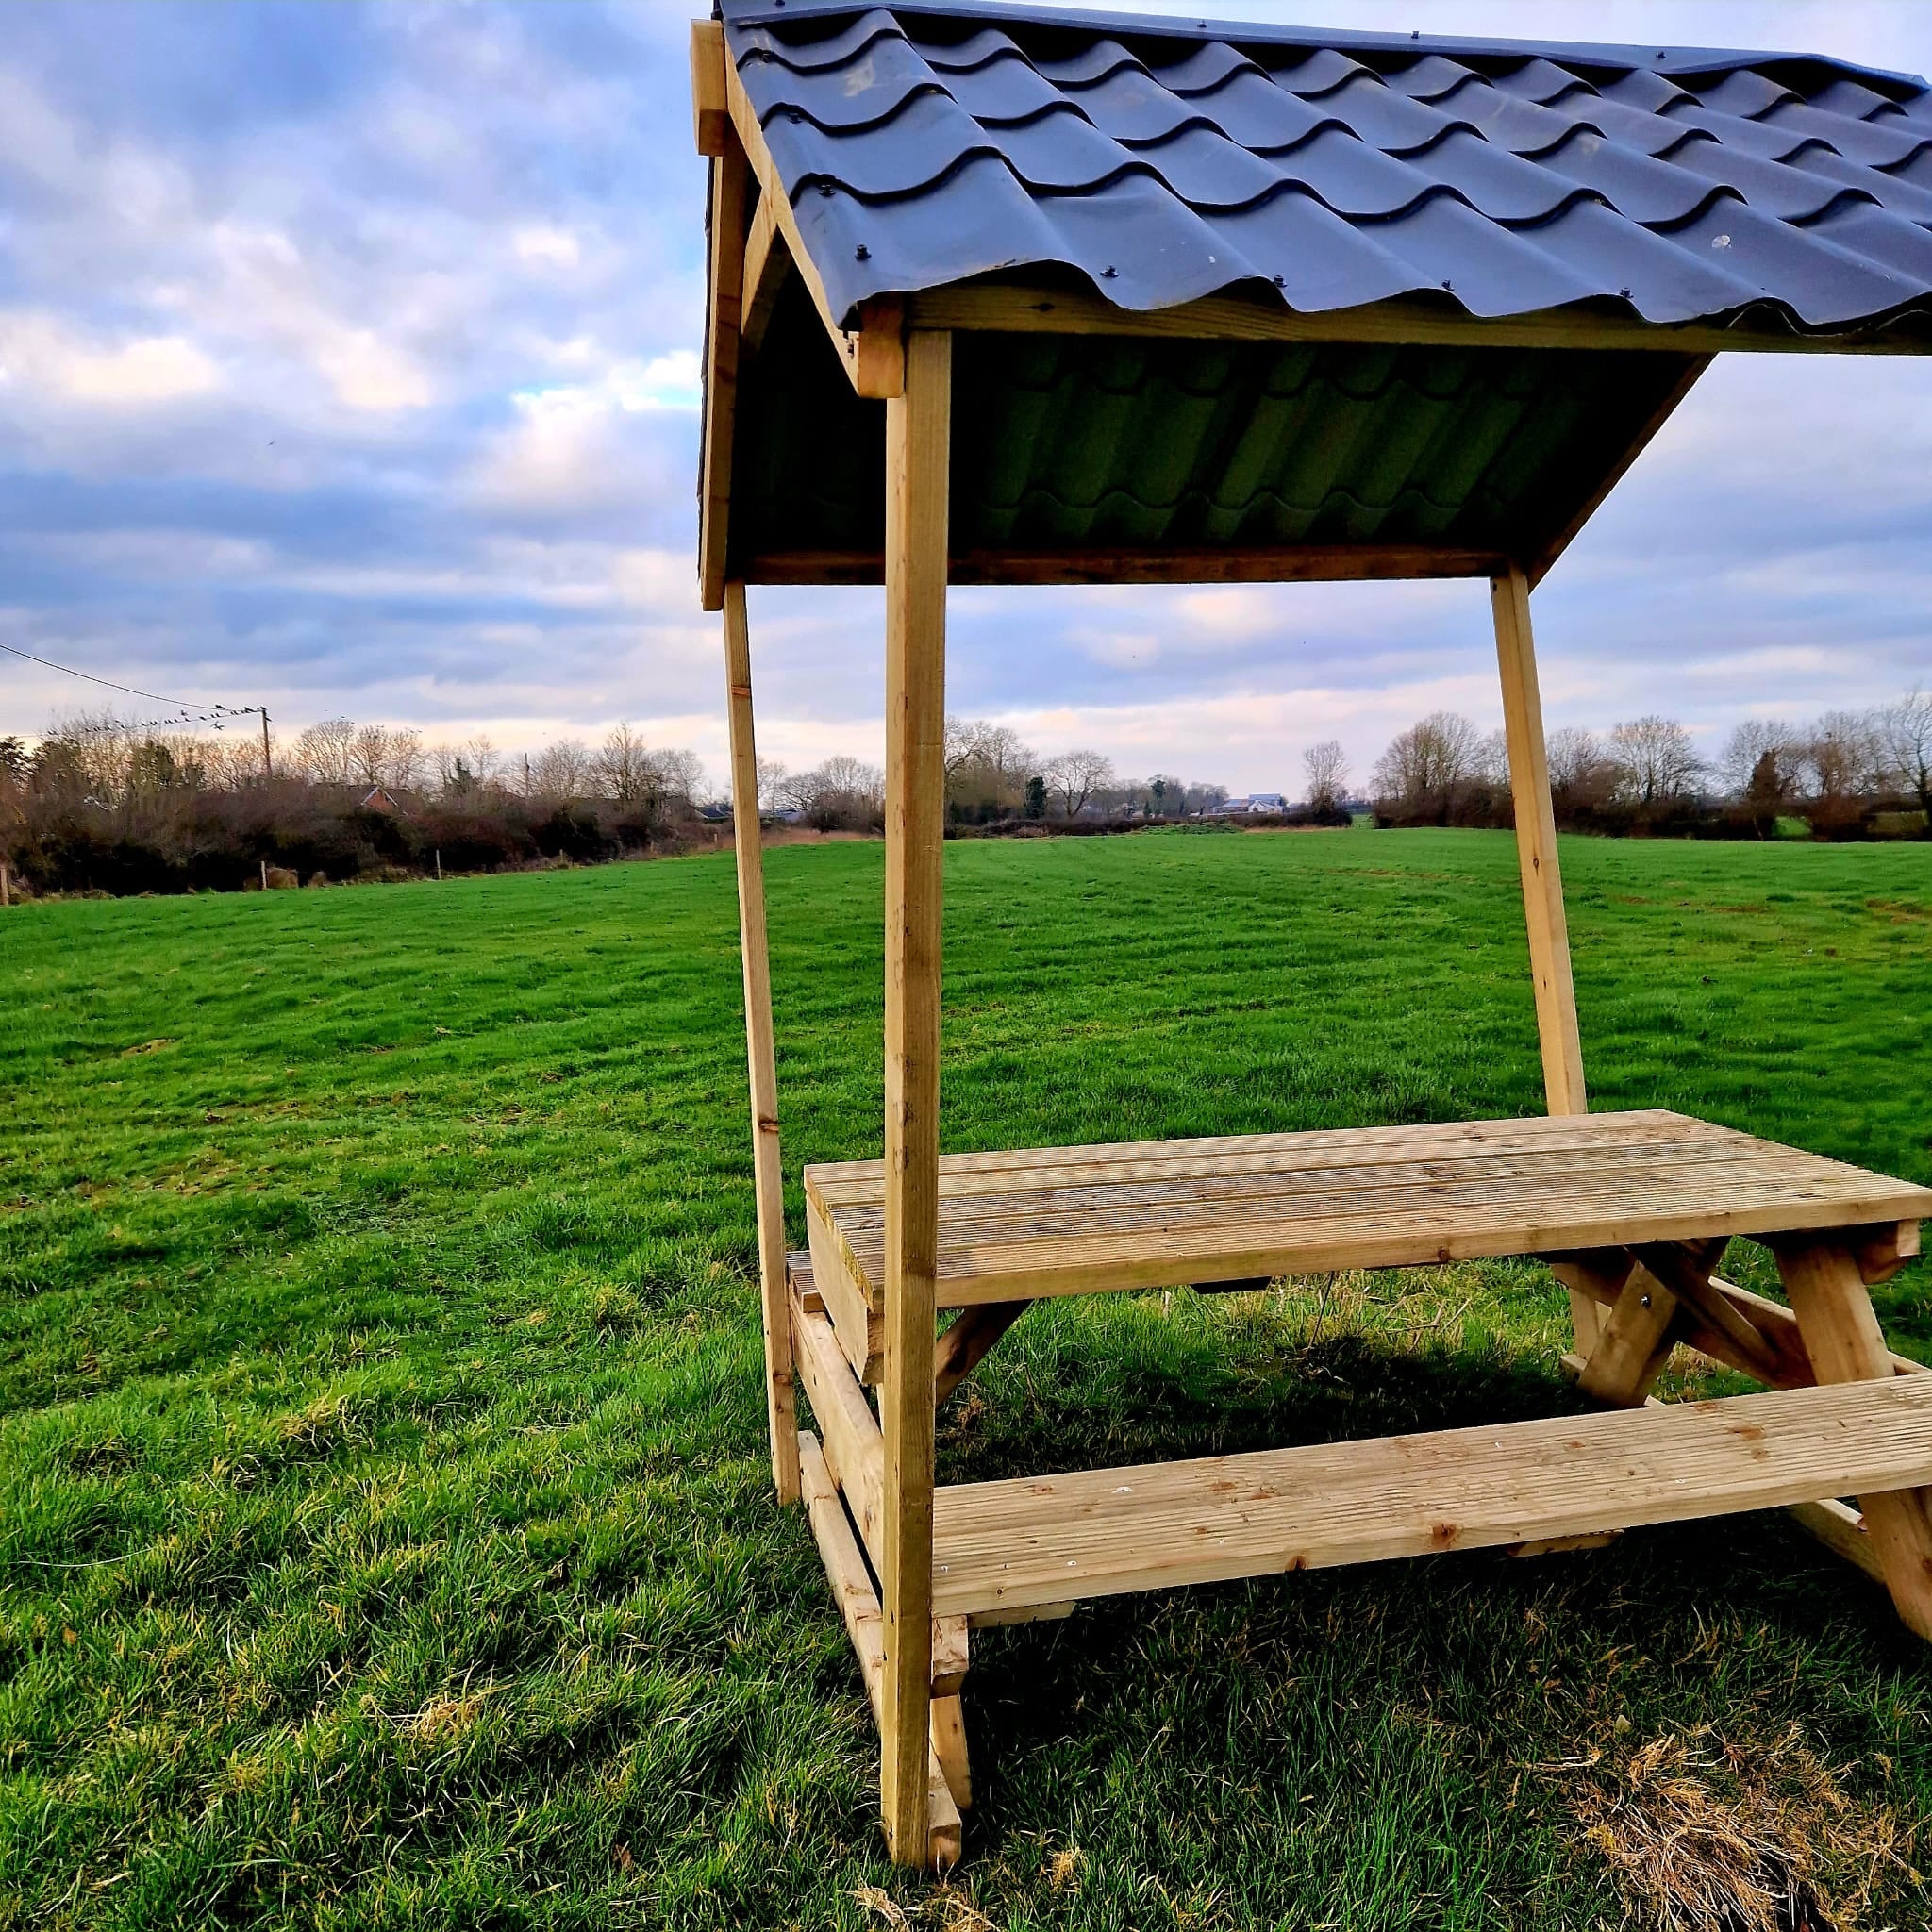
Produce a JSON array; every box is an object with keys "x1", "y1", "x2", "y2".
[{"x1": 805, "y1": 1109, "x2": 1932, "y2": 1309}]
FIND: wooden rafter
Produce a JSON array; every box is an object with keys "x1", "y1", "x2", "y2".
[
  {"x1": 713, "y1": 26, "x2": 903, "y2": 399},
  {"x1": 741, "y1": 544, "x2": 1508, "y2": 589},
  {"x1": 906, "y1": 280, "x2": 1932, "y2": 358}
]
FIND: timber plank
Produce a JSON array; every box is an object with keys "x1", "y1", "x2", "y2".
[
  {"x1": 811, "y1": 1129, "x2": 1806, "y2": 1211},
  {"x1": 928, "y1": 1374, "x2": 1932, "y2": 1618},
  {"x1": 827, "y1": 1147, "x2": 1859, "y2": 1239},
  {"x1": 806, "y1": 1108, "x2": 1717, "y2": 1189}
]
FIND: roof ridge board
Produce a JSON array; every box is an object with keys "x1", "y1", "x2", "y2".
[{"x1": 715, "y1": 0, "x2": 1929, "y2": 96}]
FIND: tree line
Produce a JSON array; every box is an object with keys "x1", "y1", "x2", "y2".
[
  {"x1": 0, "y1": 714, "x2": 717, "y2": 897},
  {"x1": 1370, "y1": 692, "x2": 1932, "y2": 839}
]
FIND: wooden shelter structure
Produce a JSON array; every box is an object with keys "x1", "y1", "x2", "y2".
[{"x1": 690, "y1": 0, "x2": 1932, "y2": 1867}]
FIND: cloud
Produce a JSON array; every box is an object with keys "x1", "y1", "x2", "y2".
[
  {"x1": 0, "y1": 312, "x2": 220, "y2": 403},
  {"x1": 0, "y1": 0, "x2": 1925, "y2": 799}
]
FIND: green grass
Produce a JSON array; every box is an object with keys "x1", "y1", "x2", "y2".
[{"x1": 2, "y1": 829, "x2": 1929, "y2": 1930}]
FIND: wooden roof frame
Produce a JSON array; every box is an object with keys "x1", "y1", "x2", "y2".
[{"x1": 694, "y1": 20, "x2": 1927, "y2": 612}]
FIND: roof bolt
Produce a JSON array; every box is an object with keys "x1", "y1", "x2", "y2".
[
  {"x1": 819, "y1": 182, "x2": 834, "y2": 197},
  {"x1": 1620, "y1": 285, "x2": 1631, "y2": 297},
  {"x1": 855, "y1": 243, "x2": 870, "y2": 260},
  {"x1": 1272, "y1": 273, "x2": 1285, "y2": 286},
  {"x1": 1102, "y1": 264, "x2": 1118, "y2": 277},
  {"x1": 1441, "y1": 277, "x2": 1453, "y2": 291}
]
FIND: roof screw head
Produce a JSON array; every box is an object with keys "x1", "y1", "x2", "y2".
[
  {"x1": 1272, "y1": 274, "x2": 1285, "y2": 286},
  {"x1": 819, "y1": 182, "x2": 834, "y2": 197},
  {"x1": 1620, "y1": 286, "x2": 1631, "y2": 297},
  {"x1": 1441, "y1": 278, "x2": 1453, "y2": 291},
  {"x1": 1102, "y1": 264, "x2": 1118, "y2": 278},
  {"x1": 855, "y1": 243, "x2": 870, "y2": 260}
]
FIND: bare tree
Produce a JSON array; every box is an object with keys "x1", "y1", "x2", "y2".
[
  {"x1": 528, "y1": 739, "x2": 594, "y2": 800},
  {"x1": 385, "y1": 728, "x2": 425, "y2": 791},
  {"x1": 598, "y1": 722, "x2": 657, "y2": 805},
  {"x1": 1545, "y1": 726, "x2": 1619, "y2": 808},
  {"x1": 648, "y1": 748, "x2": 705, "y2": 804},
  {"x1": 350, "y1": 724, "x2": 390, "y2": 788},
  {"x1": 1717, "y1": 719, "x2": 1803, "y2": 806},
  {"x1": 943, "y1": 714, "x2": 983, "y2": 780},
  {"x1": 1472, "y1": 728, "x2": 1511, "y2": 791},
  {"x1": 785, "y1": 755, "x2": 884, "y2": 827},
  {"x1": 1608, "y1": 715, "x2": 1702, "y2": 807},
  {"x1": 755, "y1": 757, "x2": 788, "y2": 816},
  {"x1": 1804, "y1": 709, "x2": 1883, "y2": 804},
  {"x1": 1044, "y1": 747, "x2": 1112, "y2": 818},
  {"x1": 293, "y1": 717, "x2": 358, "y2": 786},
  {"x1": 1370, "y1": 711, "x2": 1481, "y2": 808},
  {"x1": 1881, "y1": 687, "x2": 1932, "y2": 824},
  {"x1": 1302, "y1": 739, "x2": 1348, "y2": 813}
]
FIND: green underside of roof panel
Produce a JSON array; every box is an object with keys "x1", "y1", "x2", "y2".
[{"x1": 728, "y1": 278, "x2": 1696, "y2": 572}]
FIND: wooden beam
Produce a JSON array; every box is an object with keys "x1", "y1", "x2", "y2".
[
  {"x1": 1528, "y1": 355, "x2": 1711, "y2": 588},
  {"x1": 689, "y1": 20, "x2": 730, "y2": 157},
  {"x1": 741, "y1": 543, "x2": 1507, "y2": 589},
  {"x1": 1560, "y1": 1250, "x2": 1923, "y2": 1388},
  {"x1": 1576, "y1": 1261, "x2": 1679, "y2": 1406},
  {"x1": 699, "y1": 152, "x2": 748, "y2": 613},
  {"x1": 905, "y1": 280, "x2": 1932, "y2": 359},
  {"x1": 791, "y1": 1289, "x2": 884, "y2": 1566},
  {"x1": 1774, "y1": 1238, "x2": 1932, "y2": 1641},
  {"x1": 807, "y1": 1190, "x2": 883, "y2": 1382},
  {"x1": 1549, "y1": 1249, "x2": 1630, "y2": 1363},
  {"x1": 930, "y1": 1696, "x2": 972, "y2": 1814},
  {"x1": 723, "y1": 584, "x2": 797, "y2": 1502},
  {"x1": 1855, "y1": 1219, "x2": 1921, "y2": 1284},
  {"x1": 1492, "y1": 563, "x2": 1587, "y2": 1119},
  {"x1": 797, "y1": 1434, "x2": 962, "y2": 1869},
  {"x1": 934, "y1": 1301, "x2": 1028, "y2": 1403},
  {"x1": 741, "y1": 189, "x2": 790, "y2": 358},
  {"x1": 1557, "y1": 1360, "x2": 1886, "y2": 1587},
  {"x1": 928, "y1": 1374, "x2": 1932, "y2": 1619},
  {"x1": 1632, "y1": 1241, "x2": 1785, "y2": 1386},
  {"x1": 723, "y1": 52, "x2": 904, "y2": 397},
  {"x1": 878, "y1": 326, "x2": 951, "y2": 1866}
]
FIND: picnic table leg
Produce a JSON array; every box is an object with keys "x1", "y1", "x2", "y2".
[
  {"x1": 879, "y1": 326, "x2": 950, "y2": 1865},
  {"x1": 1775, "y1": 1237, "x2": 1932, "y2": 1639}
]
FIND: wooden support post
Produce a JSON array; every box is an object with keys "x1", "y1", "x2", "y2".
[
  {"x1": 1577, "y1": 1260, "x2": 1679, "y2": 1407},
  {"x1": 698, "y1": 141, "x2": 747, "y2": 611},
  {"x1": 935, "y1": 1301, "x2": 1029, "y2": 1402},
  {"x1": 724, "y1": 584, "x2": 799, "y2": 1505},
  {"x1": 879, "y1": 325, "x2": 949, "y2": 1865},
  {"x1": 797, "y1": 1434, "x2": 962, "y2": 1868},
  {"x1": 1774, "y1": 1239, "x2": 1932, "y2": 1640},
  {"x1": 1492, "y1": 561, "x2": 1593, "y2": 1351}
]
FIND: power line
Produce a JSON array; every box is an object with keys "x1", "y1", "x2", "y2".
[{"x1": 0, "y1": 638, "x2": 250, "y2": 713}]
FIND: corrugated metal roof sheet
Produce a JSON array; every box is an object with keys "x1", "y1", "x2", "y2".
[{"x1": 722, "y1": 0, "x2": 1932, "y2": 333}]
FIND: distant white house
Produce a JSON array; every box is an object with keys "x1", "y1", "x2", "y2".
[{"x1": 1216, "y1": 792, "x2": 1289, "y2": 816}]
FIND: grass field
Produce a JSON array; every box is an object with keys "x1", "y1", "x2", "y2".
[{"x1": 3, "y1": 828, "x2": 1930, "y2": 1931}]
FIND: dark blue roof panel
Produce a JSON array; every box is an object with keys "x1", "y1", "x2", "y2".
[{"x1": 720, "y1": 0, "x2": 1932, "y2": 333}]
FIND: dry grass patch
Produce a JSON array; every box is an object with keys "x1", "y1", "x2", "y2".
[{"x1": 1567, "y1": 1724, "x2": 1917, "y2": 1932}]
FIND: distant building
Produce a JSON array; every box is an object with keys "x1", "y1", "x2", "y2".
[
  {"x1": 1214, "y1": 792, "x2": 1289, "y2": 816},
  {"x1": 358, "y1": 784, "x2": 404, "y2": 814}
]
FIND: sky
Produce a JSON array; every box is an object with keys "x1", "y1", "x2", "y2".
[{"x1": 0, "y1": 0, "x2": 1928, "y2": 799}]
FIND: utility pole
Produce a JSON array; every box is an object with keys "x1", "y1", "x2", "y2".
[{"x1": 260, "y1": 708, "x2": 272, "y2": 780}]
